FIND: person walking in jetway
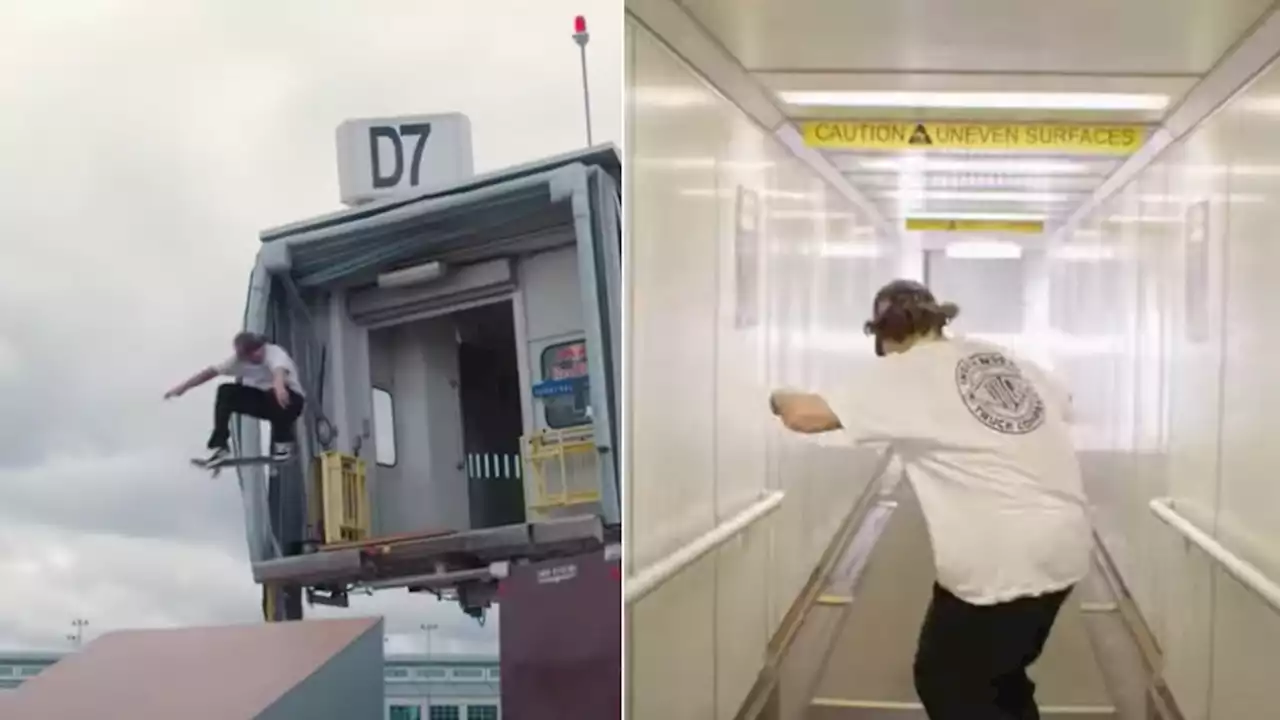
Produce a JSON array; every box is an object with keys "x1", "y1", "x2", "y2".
[
  {"x1": 165, "y1": 331, "x2": 306, "y2": 465},
  {"x1": 769, "y1": 279, "x2": 1092, "y2": 720}
]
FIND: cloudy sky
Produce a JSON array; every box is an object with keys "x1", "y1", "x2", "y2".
[{"x1": 0, "y1": 0, "x2": 620, "y2": 655}]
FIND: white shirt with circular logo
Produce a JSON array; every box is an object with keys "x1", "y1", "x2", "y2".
[{"x1": 822, "y1": 337, "x2": 1092, "y2": 606}]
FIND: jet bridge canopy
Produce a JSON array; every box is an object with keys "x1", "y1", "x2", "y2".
[{"x1": 257, "y1": 143, "x2": 622, "y2": 289}]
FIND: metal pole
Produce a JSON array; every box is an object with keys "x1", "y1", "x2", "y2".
[
  {"x1": 421, "y1": 623, "x2": 438, "y2": 713},
  {"x1": 573, "y1": 25, "x2": 593, "y2": 147},
  {"x1": 578, "y1": 44, "x2": 593, "y2": 146},
  {"x1": 68, "y1": 619, "x2": 88, "y2": 648},
  {"x1": 421, "y1": 623, "x2": 438, "y2": 658}
]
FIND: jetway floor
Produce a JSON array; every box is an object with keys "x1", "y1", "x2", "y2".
[{"x1": 777, "y1": 487, "x2": 1131, "y2": 720}]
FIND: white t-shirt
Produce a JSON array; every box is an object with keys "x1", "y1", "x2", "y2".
[
  {"x1": 821, "y1": 337, "x2": 1092, "y2": 605},
  {"x1": 215, "y1": 343, "x2": 306, "y2": 398}
]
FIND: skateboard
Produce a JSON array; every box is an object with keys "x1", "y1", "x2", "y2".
[{"x1": 190, "y1": 455, "x2": 289, "y2": 476}]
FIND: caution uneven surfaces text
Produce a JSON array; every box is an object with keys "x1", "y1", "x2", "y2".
[
  {"x1": 905, "y1": 218, "x2": 1044, "y2": 234},
  {"x1": 802, "y1": 121, "x2": 1146, "y2": 155}
]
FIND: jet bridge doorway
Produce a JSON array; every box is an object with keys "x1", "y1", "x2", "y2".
[
  {"x1": 366, "y1": 295, "x2": 528, "y2": 537},
  {"x1": 456, "y1": 301, "x2": 527, "y2": 528}
]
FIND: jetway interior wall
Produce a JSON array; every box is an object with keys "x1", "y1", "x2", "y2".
[
  {"x1": 1046, "y1": 54, "x2": 1280, "y2": 718},
  {"x1": 626, "y1": 19, "x2": 900, "y2": 720}
]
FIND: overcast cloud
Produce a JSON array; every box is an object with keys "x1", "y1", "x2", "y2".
[{"x1": 0, "y1": 0, "x2": 620, "y2": 654}]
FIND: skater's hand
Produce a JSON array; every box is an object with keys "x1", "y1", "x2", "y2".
[
  {"x1": 164, "y1": 388, "x2": 183, "y2": 400},
  {"x1": 274, "y1": 385, "x2": 290, "y2": 408}
]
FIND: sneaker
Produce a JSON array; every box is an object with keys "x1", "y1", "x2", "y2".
[
  {"x1": 202, "y1": 448, "x2": 230, "y2": 466},
  {"x1": 271, "y1": 443, "x2": 294, "y2": 462}
]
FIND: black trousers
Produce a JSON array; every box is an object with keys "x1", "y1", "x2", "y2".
[
  {"x1": 208, "y1": 383, "x2": 305, "y2": 451},
  {"x1": 913, "y1": 582, "x2": 1072, "y2": 720}
]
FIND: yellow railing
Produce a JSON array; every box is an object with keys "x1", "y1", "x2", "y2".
[
  {"x1": 525, "y1": 426, "x2": 601, "y2": 510},
  {"x1": 319, "y1": 451, "x2": 370, "y2": 544}
]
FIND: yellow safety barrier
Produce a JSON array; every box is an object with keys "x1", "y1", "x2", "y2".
[
  {"x1": 319, "y1": 451, "x2": 370, "y2": 544},
  {"x1": 525, "y1": 426, "x2": 601, "y2": 510}
]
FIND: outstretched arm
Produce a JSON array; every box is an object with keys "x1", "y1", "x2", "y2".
[
  {"x1": 769, "y1": 390, "x2": 843, "y2": 434},
  {"x1": 165, "y1": 367, "x2": 219, "y2": 399}
]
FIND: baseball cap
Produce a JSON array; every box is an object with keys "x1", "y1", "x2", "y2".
[{"x1": 864, "y1": 279, "x2": 958, "y2": 356}]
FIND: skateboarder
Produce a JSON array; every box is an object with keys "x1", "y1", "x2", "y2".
[
  {"x1": 769, "y1": 279, "x2": 1092, "y2": 720},
  {"x1": 165, "y1": 331, "x2": 306, "y2": 465}
]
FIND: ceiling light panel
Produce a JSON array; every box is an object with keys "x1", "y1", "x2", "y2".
[
  {"x1": 847, "y1": 174, "x2": 1104, "y2": 193},
  {"x1": 945, "y1": 240, "x2": 1025, "y2": 259},
  {"x1": 779, "y1": 91, "x2": 1170, "y2": 111},
  {"x1": 838, "y1": 156, "x2": 1113, "y2": 176},
  {"x1": 880, "y1": 190, "x2": 1078, "y2": 204}
]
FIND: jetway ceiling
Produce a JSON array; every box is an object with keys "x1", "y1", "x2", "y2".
[
  {"x1": 677, "y1": 0, "x2": 1276, "y2": 242},
  {"x1": 681, "y1": 0, "x2": 1271, "y2": 76}
]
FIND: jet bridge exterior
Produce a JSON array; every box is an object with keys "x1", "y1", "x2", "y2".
[{"x1": 229, "y1": 145, "x2": 622, "y2": 623}]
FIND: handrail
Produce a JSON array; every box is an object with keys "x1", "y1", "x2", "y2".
[
  {"x1": 626, "y1": 491, "x2": 786, "y2": 605},
  {"x1": 1148, "y1": 497, "x2": 1280, "y2": 613}
]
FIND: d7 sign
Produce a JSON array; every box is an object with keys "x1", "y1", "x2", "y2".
[
  {"x1": 369, "y1": 123, "x2": 433, "y2": 188},
  {"x1": 336, "y1": 113, "x2": 474, "y2": 206}
]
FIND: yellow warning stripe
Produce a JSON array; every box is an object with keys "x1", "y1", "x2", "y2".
[
  {"x1": 905, "y1": 218, "x2": 1045, "y2": 234},
  {"x1": 816, "y1": 594, "x2": 853, "y2": 606},
  {"x1": 801, "y1": 120, "x2": 1146, "y2": 155}
]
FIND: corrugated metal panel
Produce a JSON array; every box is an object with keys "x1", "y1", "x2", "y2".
[
  {"x1": 260, "y1": 144, "x2": 620, "y2": 243},
  {"x1": 347, "y1": 258, "x2": 516, "y2": 327},
  {"x1": 282, "y1": 182, "x2": 558, "y2": 288}
]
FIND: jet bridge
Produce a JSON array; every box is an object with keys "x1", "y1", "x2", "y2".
[{"x1": 229, "y1": 144, "x2": 622, "y2": 624}]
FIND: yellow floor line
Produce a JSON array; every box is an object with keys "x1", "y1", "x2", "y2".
[
  {"x1": 811, "y1": 697, "x2": 1117, "y2": 713},
  {"x1": 1080, "y1": 602, "x2": 1119, "y2": 613},
  {"x1": 816, "y1": 594, "x2": 853, "y2": 606}
]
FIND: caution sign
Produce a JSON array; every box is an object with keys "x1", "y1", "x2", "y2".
[
  {"x1": 906, "y1": 218, "x2": 1045, "y2": 234},
  {"x1": 802, "y1": 121, "x2": 1146, "y2": 155},
  {"x1": 908, "y1": 124, "x2": 933, "y2": 146}
]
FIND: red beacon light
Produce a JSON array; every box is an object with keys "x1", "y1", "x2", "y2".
[{"x1": 574, "y1": 15, "x2": 587, "y2": 35}]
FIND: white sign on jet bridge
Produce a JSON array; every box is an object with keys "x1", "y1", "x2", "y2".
[{"x1": 336, "y1": 112, "x2": 474, "y2": 206}]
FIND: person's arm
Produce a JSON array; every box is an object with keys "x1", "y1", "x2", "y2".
[
  {"x1": 769, "y1": 390, "x2": 843, "y2": 434},
  {"x1": 772, "y1": 359, "x2": 924, "y2": 445},
  {"x1": 271, "y1": 367, "x2": 290, "y2": 406},
  {"x1": 166, "y1": 356, "x2": 236, "y2": 399},
  {"x1": 165, "y1": 366, "x2": 219, "y2": 399},
  {"x1": 264, "y1": 346, "x2": 295, "y2": 407}
]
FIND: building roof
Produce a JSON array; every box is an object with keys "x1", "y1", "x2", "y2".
[
  {"x1": 382, "y1": 653, "x2": 498, "y2": 665},
  {"x1": 0, "y1": 617, "x2": 382, "y2": 720},
  {"x1": 0, "y1": 650, "x2": 63, "y2": 663},
  {"x1": 0, "y1": 648, "x2": 497, "y2": 665}
]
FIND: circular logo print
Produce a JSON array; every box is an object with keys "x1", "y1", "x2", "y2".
[{"x1": 954, "y1": 352, "x2": 1045, "y2": 435}]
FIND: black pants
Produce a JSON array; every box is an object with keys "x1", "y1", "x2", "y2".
[
  {"x1": 913, "y1": 582, "x2": 1072, "y2": 720},
  {"x1": 207, "y1": 383, "x2": 305, "y2": 451}
]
